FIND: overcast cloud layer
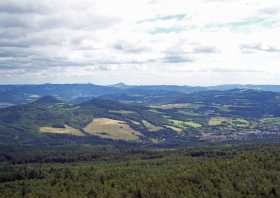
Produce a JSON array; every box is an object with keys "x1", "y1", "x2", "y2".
[{"x1": 0, "y1": 0, "x2": 280, "y2": 85}]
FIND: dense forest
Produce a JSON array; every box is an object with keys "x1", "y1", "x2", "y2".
[{"x1": 0, "y1": 144, "x2": 279, "y2": 197}]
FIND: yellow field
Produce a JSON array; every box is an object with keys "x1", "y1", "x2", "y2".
[
  {"x1": 151, "y1": 103, "x2": 192, "y2": 110},
  {"x1": 164, "y1": 125, "x2": 183, "y2": 133},
  {"x1": 109, "y1": 110, "x2": 135, "y2": 115},
  {"x1": 168, "y1": 119, "x2": 202, "y2": 129},
  {"x1": 208, "y1": 117, "x2": 229, "y2": 126},
  {"x1": 142, "y1": 120, "x2": 163, "y2": 132},
  {"x1": 39, "y1": 125, "x2": 84, "y2": 136},
  {"x1": 208, "y1": 117, "x2": 249, "y2": 127},
  {"x1": 84, "y1": 118, "x2": 142, "y2": 141}
]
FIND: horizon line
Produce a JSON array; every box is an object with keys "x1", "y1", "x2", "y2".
[{"x1": 0, "y1": 82, "x2": 280, "y2": 87}]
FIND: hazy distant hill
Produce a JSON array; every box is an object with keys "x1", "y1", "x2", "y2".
[{"x1": 1, "y1": 83, "x2": 280, "y2": 106}]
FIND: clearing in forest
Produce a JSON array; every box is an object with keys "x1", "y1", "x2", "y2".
[
  {"x1": 39, "y1": 125, "x2": 84, "y2": 136},
  {"x1": 84, "y1": 118, "x2": 142, "y2": 141}
]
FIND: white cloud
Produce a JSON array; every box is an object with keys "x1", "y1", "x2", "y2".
[{"x1": 0, "y1": 0, "x2": 280, "y2": 85}]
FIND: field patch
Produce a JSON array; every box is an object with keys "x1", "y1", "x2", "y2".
[
  {"x1": 231, "y1": 118, "x2": 250, "y2": 127},
  {"x1": 168, "y1": 119, "x2": 202, "y2": 129},
  {"x1": 40, "y1": 125, "x2": 84, "y2": 136},
  {"x1": 164, "y1": 125, "x2": 183, "y2": 133},
  {"x1": 142, "y1": 120, "x2": 163, "y2": 132},
  {"x1": 261, "y1": 117, "x2": 280, "y2": 125},
  {"x1": 208, "y1": 117, "x2": 229, "y2": 126},
  {"x1": 84, "y1": 118, "x2": 142, "y2": 141},
  {"x1": 109, "y1": 110, "x2": 135, "y2": 115},
  {"x1": 208, "y1": 117, "x2": 249, "y2": 127},
  {"x1": 148, "y1": 109, "x2": 163, "y2": 114},
  {"x1": 215, "y1": 105, "x2": 232, "y2": 112},
  {"x1": 151, "y1": 103, "x2": 193, "y2": 110},
  {"x1": 129, "y1": 120, "x2": 141, "y2": 125},
  {"x1": 177, "y1": 110, "x2": 201, "y2": 117}
]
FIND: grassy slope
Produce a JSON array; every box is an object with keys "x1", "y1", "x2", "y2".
[
  {"x1": 84, "y1": 118, "x2": 142, "y2": 141},
  {"x1": 39, "y1": 125, "x2": 85, "y2": 136}
]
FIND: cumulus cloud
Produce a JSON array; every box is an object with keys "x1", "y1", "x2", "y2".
[
  {"x1": 112, "y1": 40, "x2": 149, "y2": 54},
  {"x1": 0, "y1": 0, "x2": 280, "y2": 85},
  {"x1": 137, "y1": 14, "x2": 186, "y2": 24},
  {"x1": 192, "y1": 46, "x2": 219, "y2": 54},
  {"x1": 241, "y1": 43, "x2": 280, "y2": 53},
  {"x1": 161, "y1": 55, "x2": 193, "y2": 64}
]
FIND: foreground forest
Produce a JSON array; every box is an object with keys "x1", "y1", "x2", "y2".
[{"x1": 0, "y1": 144, "x2": 279, "y2": 197}]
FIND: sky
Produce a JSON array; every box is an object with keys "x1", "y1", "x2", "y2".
[{"x1": 0, "y1": 0, "x2": 280, "y2": 85}]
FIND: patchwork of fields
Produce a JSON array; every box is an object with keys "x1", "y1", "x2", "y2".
[{"x1": 1, "y1": 88, "x2": 280, "y2": 145}]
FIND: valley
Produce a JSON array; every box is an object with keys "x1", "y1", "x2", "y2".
[{"x1": 1, "y1": 84, "x2": 280, "y2": 146}]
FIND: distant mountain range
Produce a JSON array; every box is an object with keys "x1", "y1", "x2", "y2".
[{"x1": 1, "y1": 83, "x2": 280, "y2": 106}]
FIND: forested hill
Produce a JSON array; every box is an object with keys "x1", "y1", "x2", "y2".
[
  {"x1": 0, "y1": 144, "x2": 279, "y2": 197},
  {"x1": 1, "y1": 88, "x2": 280, "y2": 146},
  {"x1": 1, "y1": 83, "x2": 280, "y2": 105}
]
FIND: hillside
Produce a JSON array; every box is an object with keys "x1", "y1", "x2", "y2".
[
  {"x1": 1, "y1": 89, "x2": 280, "y2": 146},
  {"x1": 0, "y1": 96, "x2": 172, "y2": 145}
]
